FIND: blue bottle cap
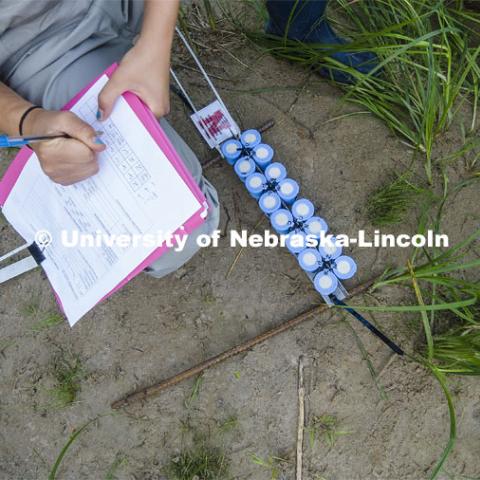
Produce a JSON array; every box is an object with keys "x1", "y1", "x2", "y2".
[
  {"x1": 221, "y1": 139, "x2": 242, "y2": 164},
  {"x1": 241, "y1": 129, "x2": 262, "y2": 148},
  {"x1": 277, "y1": 178, "x2": 299, "y2": 204},
  {"x1": 270, "y1": 208, "x2": 293, "y2": 233},
  {"x1": 298, "y1": 248, "x2": 322, "y2": 272},
  {"x1": 304, "y1": 216, "x2": 328, "y2": 238},
  {"x1": 245, "y1": 172, "x2": 267, "y2": 199},
  {"x1": 258, "y1": 191, "x2": 281, "y2": 215},
  {"x1": 314, "y1": 271, "x2": 339, "y2": 296},
  {"x1": 291, "y1": 198, "x2": 315, "y2": 221},
  {"x1": 333, "y1": 255, "x2": 357, "y2": 280},
  {"x1": 318, "y1": 236, "x2": 342, "y2": 259},
  {"x1": 286, "y1": 230, "x2": 307, "y2": 254},
  {"x1": 234, "y1": 157, "x2": 256, "y2": 181},
  {"x1": 252, "y1": 143, "x2": 274, "y2": 169},
  {"x1": 265, "y1": 162, "x2": 287, "y2": 182}
]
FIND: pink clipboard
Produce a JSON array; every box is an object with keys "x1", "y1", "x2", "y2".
[{"x1": 0, "y1": 64, "x2": 208, "y2": 317}]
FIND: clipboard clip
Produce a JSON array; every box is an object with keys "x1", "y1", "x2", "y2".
[
  {"x1": 27, "y1": 241, "x2": 46, "y2": 265},
  {"x1": 0, "y1": 241, "x2": 45, "y2": 285}
]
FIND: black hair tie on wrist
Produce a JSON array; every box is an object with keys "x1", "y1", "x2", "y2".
[{"x1": 19, "y1": 105, "x2": 43, "y2": 136}]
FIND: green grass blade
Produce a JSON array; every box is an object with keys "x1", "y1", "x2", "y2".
[
  {"x1": 48, "y1": 418, "x2": 96, "y2": 480},
  {"x1": 428, "y1": 365, "x2": 457, "y2": 480},
  {"x1": 408, "y1": 260, "x2": 434, "y2": 361}
]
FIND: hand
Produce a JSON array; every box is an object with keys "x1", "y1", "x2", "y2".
[
  {"x1": 25, "y1": 109, "x2": 106, "y2": 186},
  {"x1": 98, "y1": 40, "x2": 171, "y2": 119}
]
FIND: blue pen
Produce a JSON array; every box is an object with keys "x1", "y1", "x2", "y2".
[{"x1": 0, "y1": 131, "x2": 104, "y2": 148}]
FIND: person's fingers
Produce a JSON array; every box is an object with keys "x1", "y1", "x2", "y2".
[
  {"x1": 60, "y1": 138, "x2": 97, "y2": 166},
  {"x1": 59, "y1": 112, "x2": 105, "y2": 152},
  {"x1": 97, "y1": 77, "x2": 124, "y2": 120},
  {"x1": 47, "y1": 159, "x2": 99, "y2": 185},
  {"x1": 39, "y1": 140, "x2": 99, "y2": 185},
  {"x1": 54, "y1": 162, "x2": 100, "y2": 186}
]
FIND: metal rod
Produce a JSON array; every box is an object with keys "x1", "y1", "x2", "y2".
[{"x1": 111, "y1": 276, "x2": 378, "y2": 410}]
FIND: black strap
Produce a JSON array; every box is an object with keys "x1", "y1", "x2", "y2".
[
  {"x1": 19, "y1": 105, "x2": 42, "y2": 136},
  {"x1": 333, "y1": 297, "x2": 404, "y2": 355}
]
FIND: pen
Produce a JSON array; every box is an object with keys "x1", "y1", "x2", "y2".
[{"x1": 0, "y1": 131, "x2": 104, "y2": 148}]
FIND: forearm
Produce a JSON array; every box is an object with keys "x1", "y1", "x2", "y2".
[
  {"x1": 0, "y1": 82, "x2": 34, "y2": 136},
  {"x1": 137, "y1": 0, "x2": 179, "y2": 57},
  {"x1": 97, "y1": 0, "x2": 180, "y2": 119}
]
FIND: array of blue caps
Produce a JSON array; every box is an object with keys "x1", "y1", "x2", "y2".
[{"x1": 221, "y1": 129, "x2": 357, "y2": 297}]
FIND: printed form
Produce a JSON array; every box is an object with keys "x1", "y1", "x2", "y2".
[{"x1": 2, "y1": 75, "x2": 203, "y2": 325}]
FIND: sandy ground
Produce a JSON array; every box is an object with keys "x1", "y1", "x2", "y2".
[{"x1": 1, "y1": 12, "x2": 480, "y2": 480}]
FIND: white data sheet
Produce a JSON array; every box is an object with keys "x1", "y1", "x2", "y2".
[{"x1": 2, "y1": 75, "x2": 203, "y2": 325}]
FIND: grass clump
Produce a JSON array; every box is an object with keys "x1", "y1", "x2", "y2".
[
  {"x1": 369, "y1": 228, "x2": 480, "y2": 368},
  {"x1": 234, "y1": 0, "x2": 480, "y2": 183},
  {"x1": 307, "y1": 414, "x2": 351, "y2": 448},
  {"x1": 343, "y1": 227, "x2": 480, "y2": 478},
  {"x1": 50, "y1": 356, "x2": 83, "y2": 407},
  {"x1": 166, "y1": 445, "x2": 229, "y2": 480},
  {"x1": 367, "y1": 172, "x2": 432, "y2": 226},
  {"x1": 21, "y1": 297, "x2": 63, "y2": 332},
  {"x1": 217, "y1": 415, "x2": 239, "y2": 433},
  {"x1": 432, "y1": 325, "x2": 480, "y2": 375},
  {"x1": 31, "y1": 312, "x2": 64, "y2": 332},
  {"x1": 105, "y1": 455, "x2": 128, "y2": 480},
  {"x1": 250, "y1": 453, "x2": 289, "y2": 480}
]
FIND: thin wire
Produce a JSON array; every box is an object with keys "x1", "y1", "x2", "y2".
[
  {"x1": 170, "y1": 67, "x2": 222, "y2": 153},
  {"x1": 170, "y1": 68, "x2": 217, "y2": 146},
  {"x1": 170, "y1": 84, "x2": 195, "y2": 114},
  {"x1": 170, "y1": 68, "x2": 198, "y2": 114},
  {"x1": 175, "y1": 26, "x2": 230, "y2": 114}
]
